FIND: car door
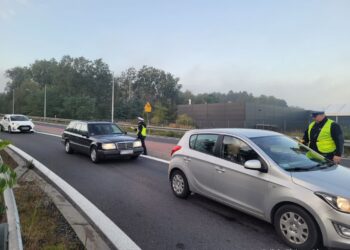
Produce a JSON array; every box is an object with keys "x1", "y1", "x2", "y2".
[
  {"x1": 186, "y1": 134, "x2": 221, "y2": 197},
  {"x1": 212, "y1": 135, "x2": 269, "y2": 218},
  {"x1": 79, "y1": 123, "x2": 91, "y2": 154},
  {"x1": 2, "y1": 116, "x2": 10, "y2": 129},
  {"x1": 69, "y1": 122, "x2": 83, "y2": 152}
]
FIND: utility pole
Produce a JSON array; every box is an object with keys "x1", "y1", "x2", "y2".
[
  {"x1": 111, "y1": 73, "x2": 115, "y2": 123},
  {"x1": 12, "y1": 89, "x2": 15, "y2": 114},
  {"x1": 44, "y1": 84, "x2": 47, "y2": 121}
]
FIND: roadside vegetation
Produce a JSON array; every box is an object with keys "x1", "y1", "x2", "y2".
[
  {"x1": 0, "y1": 148, "x2": 85, "y2": 250},
  {"x1": 0, "y1": 56, "x2": 288, "y2": 124}
]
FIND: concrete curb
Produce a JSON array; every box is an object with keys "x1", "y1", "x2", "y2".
[
  {"x1": 8, "y1": 145, "x2": 141, "y2": 250},
  {"x1": 5, "y1": 148, "x2": 111, "y2": 250}
]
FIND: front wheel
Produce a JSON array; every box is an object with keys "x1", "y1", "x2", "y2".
[
  {"x1": 0, "y1": 125, "x2": 3, "y2": 132},
  {"x1": 8, "y1": 126, "x2": 12, "y2": 134},
  {"x1": 90, "y1": 146, "x2": 100, "y2": 163},
  {"x1": 170, "y1": 170, "x2": 190, "y2": 199},
  {"x1": 274, "y1": 204, "x2": 321, "y2": 250}
]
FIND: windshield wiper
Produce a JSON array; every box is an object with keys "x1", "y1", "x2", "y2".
[
  {"x1": 308, "y1": 162, "x2": 334, "y2": 170},
  {"x1": 285, "y1": 167, "x2": 312, "y2": 172}
]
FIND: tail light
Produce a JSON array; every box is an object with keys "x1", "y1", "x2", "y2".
[{"x1": 171, "y1": 145, "x2": 182, "y2": 156}]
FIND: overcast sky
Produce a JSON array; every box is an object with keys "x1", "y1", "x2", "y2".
[{"x1": 1, "y1": 0, "x2": 350, "y2": 109}]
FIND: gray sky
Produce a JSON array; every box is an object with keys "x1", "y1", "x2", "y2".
[{"x1": 1, "y1": 0, "x2": 350, "y2": 109}]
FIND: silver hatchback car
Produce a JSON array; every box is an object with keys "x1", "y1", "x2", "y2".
[{"x1": 168, "y1": 129, "x2": 350, "y2": 250}]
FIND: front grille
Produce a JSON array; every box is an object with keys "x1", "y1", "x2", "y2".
[
  {"x1": 116, "y1": 142, "x2": 133, "y2": 150},
  {"x1": 18, "y1": 126, "x2": 31, "y2": 131}
]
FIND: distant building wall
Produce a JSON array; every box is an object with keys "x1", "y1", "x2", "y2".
[
  {"x1": 177, "y1": 103, "x2": 245, "y2": 128},
  {"x1": 177, "y1": 102, "x2": 309, "y2": 131}
]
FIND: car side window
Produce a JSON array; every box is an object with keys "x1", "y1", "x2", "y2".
[
  {"x1": 80, "y1": 123, "x2": 88, "y2": 134},
  {"x1": 221, "y1": 136, "x2": 259, "y2": 165},
  {"x1": 189, "y1": 135, "x2": 197, "y2": 149},
  {"x1": 66, "y1": 121, "x2": 76, "y2": 132},
  {"x1": 193, "y1": 134, "x2": 219, "y2": 156},
  {"x1": 74, "y1": 123, "x2": 82, "y2": 134}
]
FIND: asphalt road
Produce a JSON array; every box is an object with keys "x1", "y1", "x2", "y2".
[{"x1": 0, "y1": 131, "x2": 289, "y2": 250}]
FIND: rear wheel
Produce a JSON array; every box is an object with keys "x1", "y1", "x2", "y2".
[
  {"x1": 90, "y1": 146, "x2": 100, "y2": 163},
  {"x1": 170, "y1": 170, "x2": 190, "y2": 199},
  {"x1": 274, "y1": 204, "x2": 321, "y2": 250},
  {"x1": 65, "y1": 141, "x2": 74, "y2": 154}
]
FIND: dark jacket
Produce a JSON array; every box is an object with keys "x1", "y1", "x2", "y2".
[
  {"x1": 303, "y1": 117, "x2": 344, "y2": 157},
  {"x1": 137, "y1": 121, "x2": 146, "y2": 139}
]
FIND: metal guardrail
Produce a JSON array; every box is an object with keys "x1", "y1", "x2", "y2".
[{"x1": 1, "y1": 114, "x2": 350, "y2": 144}]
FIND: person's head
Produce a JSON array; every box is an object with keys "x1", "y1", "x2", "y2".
[
  {"x1": 311, "y1": 111, "x2": 326, "y2": 123},
  {"x1": 137, "y1": 117, "x2": 144, "y2": 123}
]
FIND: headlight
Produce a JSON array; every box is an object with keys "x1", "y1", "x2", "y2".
[
  {"x1": 101, "y1": 143, "x2": 116, "y2": 150},
  {"x1": 133, "y1": 141, "x2": 142, "y2": 148},
  {"x1": 316, "y1": 192, "x2": 350, "y2": 213}
]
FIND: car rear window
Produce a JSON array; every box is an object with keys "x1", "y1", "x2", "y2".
[
  {"x1": 189, "y1": 135, "x2": 197, "y2": 149},
  {"x1": 193, "y1": 134, "x2": 219, "y2": 156}
]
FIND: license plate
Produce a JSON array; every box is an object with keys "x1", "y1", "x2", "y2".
[
  {"x1": 120, "y1": 150, "x2": 133, "y2": 155},
  {"x1": 21, "y1": 127, "x2": 29, "y2": 131}
]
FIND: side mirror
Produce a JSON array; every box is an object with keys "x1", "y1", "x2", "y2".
[
  {"x1": 124, "y1": 131, "x2": 128, "y2": 135},
  {"x1": 82, "y1": 132, "x2": 89, "y2": 138},
  {"x1": 29, "y1": 119, "x2": 33, "y2": 121},
  {"x1": 244, "y1": 160, "x2": 263, "y2": 171}
]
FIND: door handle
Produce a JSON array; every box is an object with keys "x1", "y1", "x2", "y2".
[{"x1": 215, "y1": 166, "x2": 225, "y2": 173}]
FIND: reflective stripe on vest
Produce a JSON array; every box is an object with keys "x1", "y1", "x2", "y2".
[{"x1": 308, "y1": 119, "x2": 336, "y2": 153}]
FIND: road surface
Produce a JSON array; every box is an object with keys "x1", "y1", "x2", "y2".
[{"x1": 0, "y1": 131, "x2": 289, "y2": 250}]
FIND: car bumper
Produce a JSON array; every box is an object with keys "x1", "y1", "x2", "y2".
[
  {"x1": 319, "y1": 210, "x2": 350, "y2": 249},
  {"x1": 11, "y1": 126, "x2": 34, "y2": 133},
  {"x1": 97, "y1": 147, "x2": 144, "y2": 159}
]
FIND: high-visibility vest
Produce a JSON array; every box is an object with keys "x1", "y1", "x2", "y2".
[
  {"x1": 308, "y1": 119, "x2": 336, "y2": 153},
  {"x1": 139, "y1": 125, "x2": 147, "y2": 137}
]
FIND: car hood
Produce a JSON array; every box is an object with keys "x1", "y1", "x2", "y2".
[
  {"x1": 12, "y1": 121, "x2": 33, "y2": 126},
  {"x1": 91, "y1": 134, "x2": 137, "y2": 143},
  {"x1": 291, "y1": 165, "x2": 350, "y2": 198}
]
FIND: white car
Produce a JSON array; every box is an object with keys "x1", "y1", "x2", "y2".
[{"x1": 0, "y1": 114, "x2": 35, "y2": 133}]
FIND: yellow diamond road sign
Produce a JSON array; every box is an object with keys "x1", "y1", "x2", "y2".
[{"x1": 144, "y1": 102, "x2": 152, "y2": 113}]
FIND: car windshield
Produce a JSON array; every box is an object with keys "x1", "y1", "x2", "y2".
[
  {"x1": 88, "y1": 123, "x2": 123, "y2": 135},
  {"x1": 10, "y1": 115, "x2": 29, "y2": 121},
  {"x1": 251, "y1": 135, "x2": 333, "y2": 172}
]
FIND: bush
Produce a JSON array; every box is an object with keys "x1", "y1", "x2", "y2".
[{"x1": 176, "y1": 114, "x2": 195, "y2": 128}]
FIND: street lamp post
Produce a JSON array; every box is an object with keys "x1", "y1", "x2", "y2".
[
  {"x1": 44, "y1": 84, "x2": 47, "y2": 121},
  {"x1": 12, "y1": 89, "x2": 15, "y2": 114},
  {"x1": 111, "y1": 73, "x2": 115, "y2": 123}
]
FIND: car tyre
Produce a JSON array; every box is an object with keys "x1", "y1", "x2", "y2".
[
  {"x1": 65, "y1": 140, "x2": 74, "y2": 154},
  {"x1": 8, "y1": 126, "x2": 12, "y2": 134},
  {"x1": 274, "y1": 204, "x2": 321, "y2": 250},
  {"x1": 0, "y1": 125, "x2": 3, "y2": 132},
  {"x1": 170, "y1": 170, "x2": 190, "y2": 199},
  {"x1": 90, "y1": 146, "x2": 100, "y2": 163}
]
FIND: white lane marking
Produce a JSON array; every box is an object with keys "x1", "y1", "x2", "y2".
[
  {"x1": 35, "y1": 131, "x2": 171, "y2": 164},
  {"x1": 140, "y1": 155, "x2": 170, "y2": 164},
  {"x1": 8, "y1": 144, "x2": 141, "y2": 250},
  {"x1": 35, "y1": 131, "x2": 61, "y2": 138}
]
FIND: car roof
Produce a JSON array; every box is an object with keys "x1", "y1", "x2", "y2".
[
  {"x1": 70, "y1": 120, "x2": 113, "y2": 125},
  {"x1": 188, "y1": 128, "x2": 281, "y2": 139}
]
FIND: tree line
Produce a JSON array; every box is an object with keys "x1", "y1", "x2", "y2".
[{"x1": 0, "y1": 56, "x2": 288, "y2": 123}]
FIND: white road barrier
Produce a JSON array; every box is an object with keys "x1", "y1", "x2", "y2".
[{"x1": 8, "y1": 144, "x2": 141, "y2": 250}]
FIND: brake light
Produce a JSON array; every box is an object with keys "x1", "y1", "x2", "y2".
[{"x1": 171, "y1": 145, "x2": 182, "y2": 156}]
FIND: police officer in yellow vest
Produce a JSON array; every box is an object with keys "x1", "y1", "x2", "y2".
[
  {"x1": 137, "y1": 117, "x2": 148, "y2": 155},
  {"x1": 303, "y1": 111, "x2": 344, "y2": 164}
]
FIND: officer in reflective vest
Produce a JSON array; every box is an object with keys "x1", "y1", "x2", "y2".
[
  {"x1": 137, "y1": 117, "x2": 148, "y2": 155},
  {"x1": 303, "y1": 111, "x2": 344, "y2": 164}
]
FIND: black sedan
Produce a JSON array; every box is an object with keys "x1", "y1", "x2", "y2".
[{"x1": 61, "y1": 121, "x2": 143, "y2": 163}]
